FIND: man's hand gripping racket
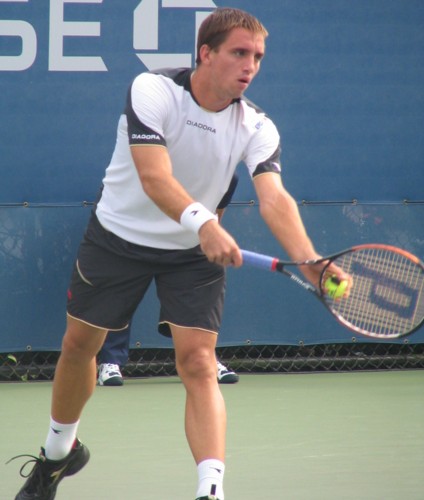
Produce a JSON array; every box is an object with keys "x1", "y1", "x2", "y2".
[{"x1": 241, "y1": 244, "x2": 424, "y2": 339}]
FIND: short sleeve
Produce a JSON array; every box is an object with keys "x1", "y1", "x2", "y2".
[
  {"x1": 126, "y1": 73, "x2": 167, "y2": 147},
  {"x1": 244, "y1": 116, "x2": 282, "y2": 178}
]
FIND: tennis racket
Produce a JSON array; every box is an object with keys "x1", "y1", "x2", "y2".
[{"x1": 241, "y1": 244, "x2": 424, "y2": 339}]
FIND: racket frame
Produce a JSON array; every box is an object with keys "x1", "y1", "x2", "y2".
[{"x1": 241, "y1": 244, "x2": 424, "y2": 339}]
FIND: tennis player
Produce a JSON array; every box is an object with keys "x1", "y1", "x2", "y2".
[{"x1": 13, "y1": 7, "x2": 346, "y2": 500}]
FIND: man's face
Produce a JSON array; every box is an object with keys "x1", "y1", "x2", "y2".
[{"x1": 205, "y1": 27, "x2": 266, "y2": 102}]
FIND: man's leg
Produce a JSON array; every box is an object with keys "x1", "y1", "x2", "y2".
[
  {"x1": 52, "y1": 316, "x2": 108, "y2": 424},
  {"x1": 171, "y1": 325, "x2": 226, "y2": 499},
  {"x1": 13, "y1": 317, "x2": 107, "y2": 500}
]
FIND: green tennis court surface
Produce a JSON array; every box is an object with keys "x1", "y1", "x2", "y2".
[{"x1": 2, "y1": 371, "x2": 423, "y2": 499}]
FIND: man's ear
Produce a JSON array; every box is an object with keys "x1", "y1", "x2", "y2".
[{"x1": 199, "y1": 44, "x2": 212, "y2": 65}]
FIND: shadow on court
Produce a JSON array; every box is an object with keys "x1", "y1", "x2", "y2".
[{"x1": 2, "y1": 371, "x2": 423, "y2": 499}]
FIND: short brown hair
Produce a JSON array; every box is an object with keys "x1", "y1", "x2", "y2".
[{"x1": 196, "y1": 8, "x2": 268, "y2": 65}]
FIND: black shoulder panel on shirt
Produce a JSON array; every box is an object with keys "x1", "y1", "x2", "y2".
[
  {"x1": 252, "y1": 145, "x2": 282, "y2": 177},
  {"x1": 240, "y1": 95, "x2": 265, "y2": 115},
  {"x1": 149, "y1": 67, "x2": 192, "y2": 91}
]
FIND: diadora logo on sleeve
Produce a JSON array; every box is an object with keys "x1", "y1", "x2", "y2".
[
  {"x1": 0, "y1": 0, "x2": 217, "y2": 72},
  {"x1": 131, "y1": 133, "x2": 161, "y2": 140}
]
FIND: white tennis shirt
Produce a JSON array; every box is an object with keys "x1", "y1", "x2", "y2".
[{"x1": 96, "y1": 67, "x2": 281, "y2": 249}]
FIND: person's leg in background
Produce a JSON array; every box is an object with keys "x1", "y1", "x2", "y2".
[
  {"x1": 98, "y1": 322, "x2": 239, "y2": 386},
  {"x1": 214, "y1": 172, "x2": 240, "y2": 385},
  {"x1": 97, "y1": 324, "x2": 131, "y2": 386}
]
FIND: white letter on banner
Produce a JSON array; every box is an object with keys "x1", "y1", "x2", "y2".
[
  {"x1": 48, "y1": 0, "x2": 107, "y2": 72},
  {"x1": 162, "y1": 0, "x2": 216, "y2": 7},
  {"x1": 133, "y1": 0, "x2": 158, "y2": 51},
  {"x1": 0, "y1": 19, "x2": 37, "y2": 71}
]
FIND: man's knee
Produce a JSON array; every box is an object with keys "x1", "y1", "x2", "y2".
[
  {"x1": 61, "y1": 319, "x2": 107, "y2": 361},
  {"x1": 177, "y1": 348, "x2": 216, "y2": 380}
]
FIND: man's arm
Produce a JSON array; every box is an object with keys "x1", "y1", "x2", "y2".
[
  {"x1": 131, "y1": 145, "x2": 242, "y2": 266},
  {"x1": 131, "y1": 145, "x2": 192, "y2": 220},
  {"x1": 253, "y1": 172, "x2": 347, "y2": 287},
  {"x1": 253, "y1": 173, "x2": 317, "y2": 261}
]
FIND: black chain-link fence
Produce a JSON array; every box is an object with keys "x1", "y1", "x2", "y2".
[{"x1": 1, "y1": 342, "x2": 423, "y2": 382}]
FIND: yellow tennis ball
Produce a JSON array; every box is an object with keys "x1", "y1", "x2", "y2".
[{"x1": 325, "y1": 277, "x2": 348, "y2": 299}]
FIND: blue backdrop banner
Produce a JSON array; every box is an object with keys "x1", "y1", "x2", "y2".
[{"x1": 1, "y1": 1, "x2": 423, "y2": 351}]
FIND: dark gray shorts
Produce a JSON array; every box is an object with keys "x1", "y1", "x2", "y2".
[{"x1": 67, "y1": 213, "x2": 226, "y2": 337}]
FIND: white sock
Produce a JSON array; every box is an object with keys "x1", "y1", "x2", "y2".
[
  {"x1": 44, "y1": 417, "x2": 80, "y2": 461},
  {"x1": 196, "y1": 459, "x2": 225, "y2": 499}
]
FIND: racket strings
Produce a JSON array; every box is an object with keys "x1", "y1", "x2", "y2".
[{"x1": 327, "y1": 248, "x2": 424, "y2": 338}]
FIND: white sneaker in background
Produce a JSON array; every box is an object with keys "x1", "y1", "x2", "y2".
[
  {"x1": 216, "y1": 360, "x2": 239, "y2": 384},
  {"x1": 98, "y1": 363, "x2": 124, "y2": 386}
]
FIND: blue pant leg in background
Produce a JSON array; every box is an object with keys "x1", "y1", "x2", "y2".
[{"x1": 98, "y1": 324, "x2": 131, "y2": 367}]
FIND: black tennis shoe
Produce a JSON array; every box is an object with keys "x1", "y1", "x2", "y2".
[
  {"x1": 10, "y1": 438, "x2": 90, "y2": 500},
  {"x1": 196, "y1": 484, "x2": 222, "y2": 500},
  {"x1": 195, "y1": 496, "x2": 222, "y2": 500}
]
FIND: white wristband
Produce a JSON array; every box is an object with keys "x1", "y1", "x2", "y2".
[{"x1": 180, "y1": 202, "x2": 218, "y2": 234}]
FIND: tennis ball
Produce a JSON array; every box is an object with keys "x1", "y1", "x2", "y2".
[{"x1": 325, "y1": 277, "x2": 348, "y2": 299}]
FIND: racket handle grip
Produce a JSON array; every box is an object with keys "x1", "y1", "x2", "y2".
[{"x1": 241, "y1": 250, "x2": 277, "y2": 271}]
